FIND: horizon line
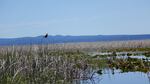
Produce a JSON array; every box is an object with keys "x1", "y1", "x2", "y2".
[{"x1": 0, "y1": 34, "x2": 150, "y2": 39}]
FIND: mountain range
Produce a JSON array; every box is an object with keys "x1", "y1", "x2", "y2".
[{"x1": 0, "y1": 34, "x2": 150, "y2": 46}]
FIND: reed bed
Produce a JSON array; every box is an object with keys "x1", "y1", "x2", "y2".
[
  {"x1": 0, "y1": 40, "x2": 150, "y2": 84},
  {"x1": 0, "y1": 45, "x2": 97, "y2": 84},
  {"x1": 36, "y1": 40, "x2": 150, "y2": 52}
]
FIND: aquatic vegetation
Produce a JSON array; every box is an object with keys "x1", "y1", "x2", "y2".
[
  {"x1": 107, "y1": 57, "x2": 150, "y2": 73},
  {"x1": 112, "y1": 51, "x2": 117, "y2": 56},
  {"x1": 97, "y1": 69, "x2": 102, "y2": 75},
  {"x1": 127, "y1": 53, "x2": 132, "y2": 56},
  {"x1": 0, "y1": 46, "x2": 98, "y2": 84},
  {"x1": 144, "y1": 52, "x2": 150, "y2": 57},
  {"x1": 0, "y1": 40, "x2": 150, "y2": 84}
]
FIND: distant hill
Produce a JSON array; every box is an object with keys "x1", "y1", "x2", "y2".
[{"x1": 0, "y1": 34, "x2": 150, "y2": 46}]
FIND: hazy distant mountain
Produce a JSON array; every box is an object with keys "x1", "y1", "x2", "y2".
[{"x1": 0, "y1": 34, "x2": 150, "y2": 46}]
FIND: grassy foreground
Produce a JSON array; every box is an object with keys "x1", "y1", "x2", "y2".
[
  {"x1": 0, "y1": 40, "x2": 150, "y2": 84},
  {"x1": 0, "y1": 47, "x2": 95, "y2": 84}
]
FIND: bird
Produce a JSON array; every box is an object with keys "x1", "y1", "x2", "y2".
[{"x1": 44, "y1": 33, "x2": 48, "y2": 38}]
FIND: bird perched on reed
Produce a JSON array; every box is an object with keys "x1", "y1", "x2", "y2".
[{"x1": 44, "y1": 33, "x2": 48, "y2": 38}]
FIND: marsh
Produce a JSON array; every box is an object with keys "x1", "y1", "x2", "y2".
[{"x1": 0, "y1": 41, "x2": 150, "y2": 84}]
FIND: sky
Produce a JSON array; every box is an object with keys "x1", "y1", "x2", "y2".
[{"x1": 0, "y1": 0, "x2": 150, "y2": 38}]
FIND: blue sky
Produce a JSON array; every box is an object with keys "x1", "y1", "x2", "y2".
[{"x1": 0, "y1": 0, "x2": 150, "y2": 38}]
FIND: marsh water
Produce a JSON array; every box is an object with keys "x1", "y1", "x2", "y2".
[
  {"x1": 74, "y1": 69, "x2": 150, "y2": 84},
  {"x1": 75, "y1": 52, "x2": 150, "y2": 84}
]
